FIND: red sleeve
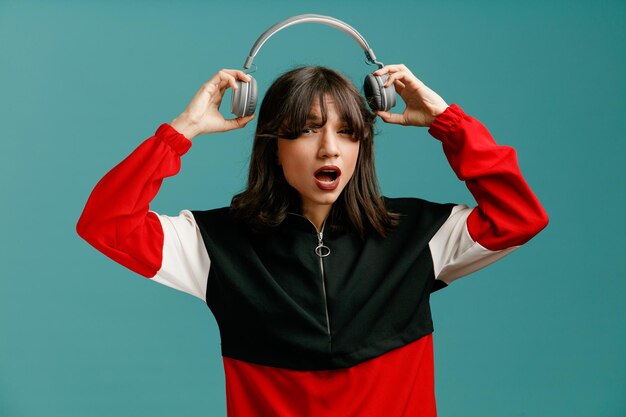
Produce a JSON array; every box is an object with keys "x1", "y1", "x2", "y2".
[
  {"x1": 428, "y1": 104, "x2": 549, "y2": 251},
  {"x1": 76, "y1": 124, "x2": 192, "y2": 277}
]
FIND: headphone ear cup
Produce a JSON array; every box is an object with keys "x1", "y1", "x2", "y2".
[
  {"x1": 230, "y1": 80, "x2": 244, "y2": 117},
  {"x1": 245, "y1": 77, "x2": 258, "y2": 117},
  {"x1": 230, "y1": 76, "x2": 258, "y2": 117},
  {"x1": 363, "y1": 73, "x2": 396, "y2": 112},
  {"x1": 381, "y1": 74, "x2": 397, "y2": 111}
]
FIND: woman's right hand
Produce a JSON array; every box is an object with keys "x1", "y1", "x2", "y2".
[{"x1": 170, "y1": 69, "x2": 256, "y2": 140}]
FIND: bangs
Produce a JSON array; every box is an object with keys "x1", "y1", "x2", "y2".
[{"x1": 275, "y1": 69, "x2": 372, "y2": 141}]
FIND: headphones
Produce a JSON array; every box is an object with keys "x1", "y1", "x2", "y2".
[{"x1": 230, "y1": 14, "x2": 396, "y2": 118}]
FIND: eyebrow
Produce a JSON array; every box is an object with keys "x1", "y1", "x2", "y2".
[
  {"x1": 305, "y1": 113, "x2": 348, "y2": 124},
  {"x1": 306, "y1": 113, "x2": 322, "y2": 122}
]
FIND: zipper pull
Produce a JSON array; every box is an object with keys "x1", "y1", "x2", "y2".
[{"x1": 315, "y1": 231, "x2": 331, "y2": 258}]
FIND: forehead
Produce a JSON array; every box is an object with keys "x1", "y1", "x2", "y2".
[{"x1": 306, "y1": 97, "x2": 346, "y2": 122}]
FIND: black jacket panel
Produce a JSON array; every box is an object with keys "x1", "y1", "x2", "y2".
[{"x1": 192, "y1": 196, "x2": 455, "y2": 370}]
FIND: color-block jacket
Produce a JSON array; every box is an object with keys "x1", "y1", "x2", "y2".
[{"x1": 76, "y1": 104, "x2": 548, "y2": 416}]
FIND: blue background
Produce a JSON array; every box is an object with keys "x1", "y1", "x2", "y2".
[{"x1": 1, "y1": 1, "x2": 624, "y2": 416}]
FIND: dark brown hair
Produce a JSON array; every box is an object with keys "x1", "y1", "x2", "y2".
[{"x1": 230, "y1": 65, "x2": 398, "y2": 238}]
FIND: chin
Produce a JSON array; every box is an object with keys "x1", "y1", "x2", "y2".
[
  {"x1": 314, "y1": 196, "x2": 339, "y2": 206},
  {"x1": 303, "y1": 190, "x2": 342, "y2": 208},
  {"x1": 325, "y1": 189, "x2": 346, "y2": 202}
]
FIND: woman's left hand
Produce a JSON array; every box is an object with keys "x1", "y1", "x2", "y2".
[{"x1": 373, "y1": 64, "x2": 449, "y2": 127}]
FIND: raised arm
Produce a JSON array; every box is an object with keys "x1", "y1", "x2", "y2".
[
  {"x1": 426, "y1": 104, "x2": 548, "y2": 284},
  {"x1": 374, "y1": 64, "x2": 549, "y2": 286},
  {"x1": 76, "y1": 69, "x2": 255, "y2": 299}
]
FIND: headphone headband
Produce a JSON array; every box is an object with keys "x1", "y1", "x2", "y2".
[
  {"x1": 230, "y1": 14, "x2": 396, "y2": 117},
  {"x1": 242, "y1": 14, "x2": 384, "y2": 70}
]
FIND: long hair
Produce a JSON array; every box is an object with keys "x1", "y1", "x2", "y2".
[{"x1": 230, "y1": 65, "x2": 398, "y2": 238}]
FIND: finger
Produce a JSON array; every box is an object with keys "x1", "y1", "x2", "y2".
[
  {"x1": 393, "y1": 79, "x2": 406, "y2": 94},
  {"x1": 203, "y1": 71, "x2": 245, "y2": 107},
  {"x1": 374, "y1": 64, "x2": 420, "y2": 85},
  {"x1": 219, "y1": 69, "x2": 253, "y2": 89},
  {"x1": 371, "y1": 66, "x2": 407, "y2": 92},
  {"x1": 222, "y1": 114, "x2": 256, "y2": 131},
  {"x1": 219, "y1": 69, "x2": 252, "y2": 81},
  {"x1": 376, "y1": 110, "x2": 406, "y2": 125},
  {"x1": 384, "y1": 70, "x2": 417, "y2": 87},
  {"x1": 372, "y1": 65, "x2": 394, "y2": 75},
  {"x1": 385, "y1": 71, "x2": 424, "y2": 90},
  {"x1": 382, "y1": 70, "x2": 410, "y2": 88},
  {"x1": 237, "y1": 71, "x2": 253, "y2": 83},
  {"x1": 216, "y1": 70, "x2": 239, "y2": 92},
  {"x1": 205, "y1": 70, "x2": 239, "y2": 94},
  {"x1": 372, "y1": 64, "x2": 409, "y2": 76}
]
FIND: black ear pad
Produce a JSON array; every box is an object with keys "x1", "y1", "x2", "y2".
[
  {"x1": 363, "y1": 73, "x2": 396, "y2": 112},
  {"x1": 230, "y1": 76, "x2": 258, "y2": 117}
]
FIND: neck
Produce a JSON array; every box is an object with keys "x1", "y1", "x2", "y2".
[{"x1": 301, "y1": 204, "x2": 332, "y2": 233}]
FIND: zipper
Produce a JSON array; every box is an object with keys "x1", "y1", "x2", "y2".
[
  {"x1": 288, "y1": 213, "x2": 332, "y2": 339},
  {"x1": 315, "y1": 225, "x2": 331, "y2": 339}
]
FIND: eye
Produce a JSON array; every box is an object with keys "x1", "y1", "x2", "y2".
[{"x1": 301, "y1": 125, "x2": 322, "y2": 135}]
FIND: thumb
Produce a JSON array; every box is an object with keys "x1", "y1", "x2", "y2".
[
  {"x1": 224, "y1": 114, "x2": 256, "y2": 131},
  {"x1": 376, "y1": 111, "x2": 405, "y2": 125}
]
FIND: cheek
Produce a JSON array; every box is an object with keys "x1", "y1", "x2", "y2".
[
  {"x1": 277, "y1": 148, "x2": 304, "y2": 185},
  {"x1": 281, "y1": 164, "x2": 297, "y2": 186},
  {"x1": 277, "y1": 141, "x2": 303, "y2": 167},
  {"x1": 345, "y1": 142, "x2": 361, "y2": 177}
]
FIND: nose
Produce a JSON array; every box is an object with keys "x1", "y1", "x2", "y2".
[{"x1": 318, "y1": 130, "x2": 340, "y2": 159}]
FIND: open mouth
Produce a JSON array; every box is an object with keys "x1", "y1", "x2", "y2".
[
  {"x1": 315, "y1": 170, "x2": 339, "y2": 182},
  {"x1": 314, "y1": 166, "x2": 342, "y2": 191},
  {"x1": 314, "y1": 166, "x2": 341, "y2": 183}
]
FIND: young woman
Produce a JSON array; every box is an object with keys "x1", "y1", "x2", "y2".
[{"x1": 77, "y1": 64, "x2": 548, "y2": 416}]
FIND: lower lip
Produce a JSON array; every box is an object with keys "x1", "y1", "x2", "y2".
[{"x1": 314, "y1": 177, "x2": 340, "y2": 191}]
